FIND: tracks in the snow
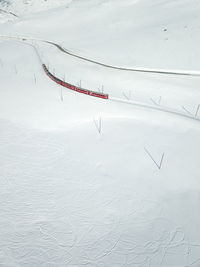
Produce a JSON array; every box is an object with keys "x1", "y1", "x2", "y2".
[
  {"x1": 1, "y1": 34, "x2": 200, "y2": 77},
  {"x1": 0, "y1": 35, "x2": 200, "y2": 123},
  {"x1": 0, "y1": 9, "x2": 18, "y2": 17},
  {"x1": 110, "y1": 98, "x2": 200, "y2": 122},
  {"x1": 46, "y1": 41, "x2": 200, "y2": 77}
]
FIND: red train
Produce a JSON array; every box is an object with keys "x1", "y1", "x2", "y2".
[{"x1": 42, "y1": 64, "x2": 109, "y2": 100}]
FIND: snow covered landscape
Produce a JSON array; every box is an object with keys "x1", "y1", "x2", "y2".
[{"x1": 0, "y1": 0, "x2": 200, "y2": 266}]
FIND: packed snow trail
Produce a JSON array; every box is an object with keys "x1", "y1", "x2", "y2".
[
  {"x1": 1, "y1": 36, "x2": 200, "y2": 123},
  {"x1": 1, "y1": 35, "x2": 200, "y2": 76}
]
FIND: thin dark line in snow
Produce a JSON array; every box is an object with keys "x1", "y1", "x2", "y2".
[{"x1": 144, "y1": 147, "x2": 165, "y2": 170}]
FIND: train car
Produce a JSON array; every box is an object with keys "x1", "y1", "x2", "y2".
[{"x1": 43, "y1": 64, "x2": 109, "y2": 100}]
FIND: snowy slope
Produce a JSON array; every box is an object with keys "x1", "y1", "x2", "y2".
[
  {"x1": 1, "y1": 0, "x2": 200, "y2": 69},
  {"x1": 0, "y1": 0, "x2": 72, "y2": 15},
  {"x1": 0, "y1": 0, "x2": 200, "y2": 266}
]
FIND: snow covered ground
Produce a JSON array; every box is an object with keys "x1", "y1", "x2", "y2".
[
  {"x1": 0, "y1": 0, "x2": 200, "y2": 266},
  {"x1": 0, "y1": 0, "x2": 72, "y2": 16}
]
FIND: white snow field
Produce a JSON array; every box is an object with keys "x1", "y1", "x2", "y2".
[{"x1": 0, "y1": 0, "x2": 200, "y2": 266}]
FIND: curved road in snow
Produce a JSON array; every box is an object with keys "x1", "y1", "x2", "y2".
[
  {"x1": 1, "y1": 35, "x2": 200, "y2": 76},
  {"x1": 47, "y1": 41, "x2": 200, "y2": 77}
]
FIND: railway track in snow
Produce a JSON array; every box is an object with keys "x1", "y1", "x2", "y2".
[{"x1": 1, "y1": 35, "x2": 200, "y2": 123}]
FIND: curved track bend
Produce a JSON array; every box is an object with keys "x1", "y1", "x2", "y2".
[
  {"x1": 1, "y1": 36, "x2": 200, "y2": 123},
  {"x1": 1, "y1": 34, "x2": 200, "y2": 76}
]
